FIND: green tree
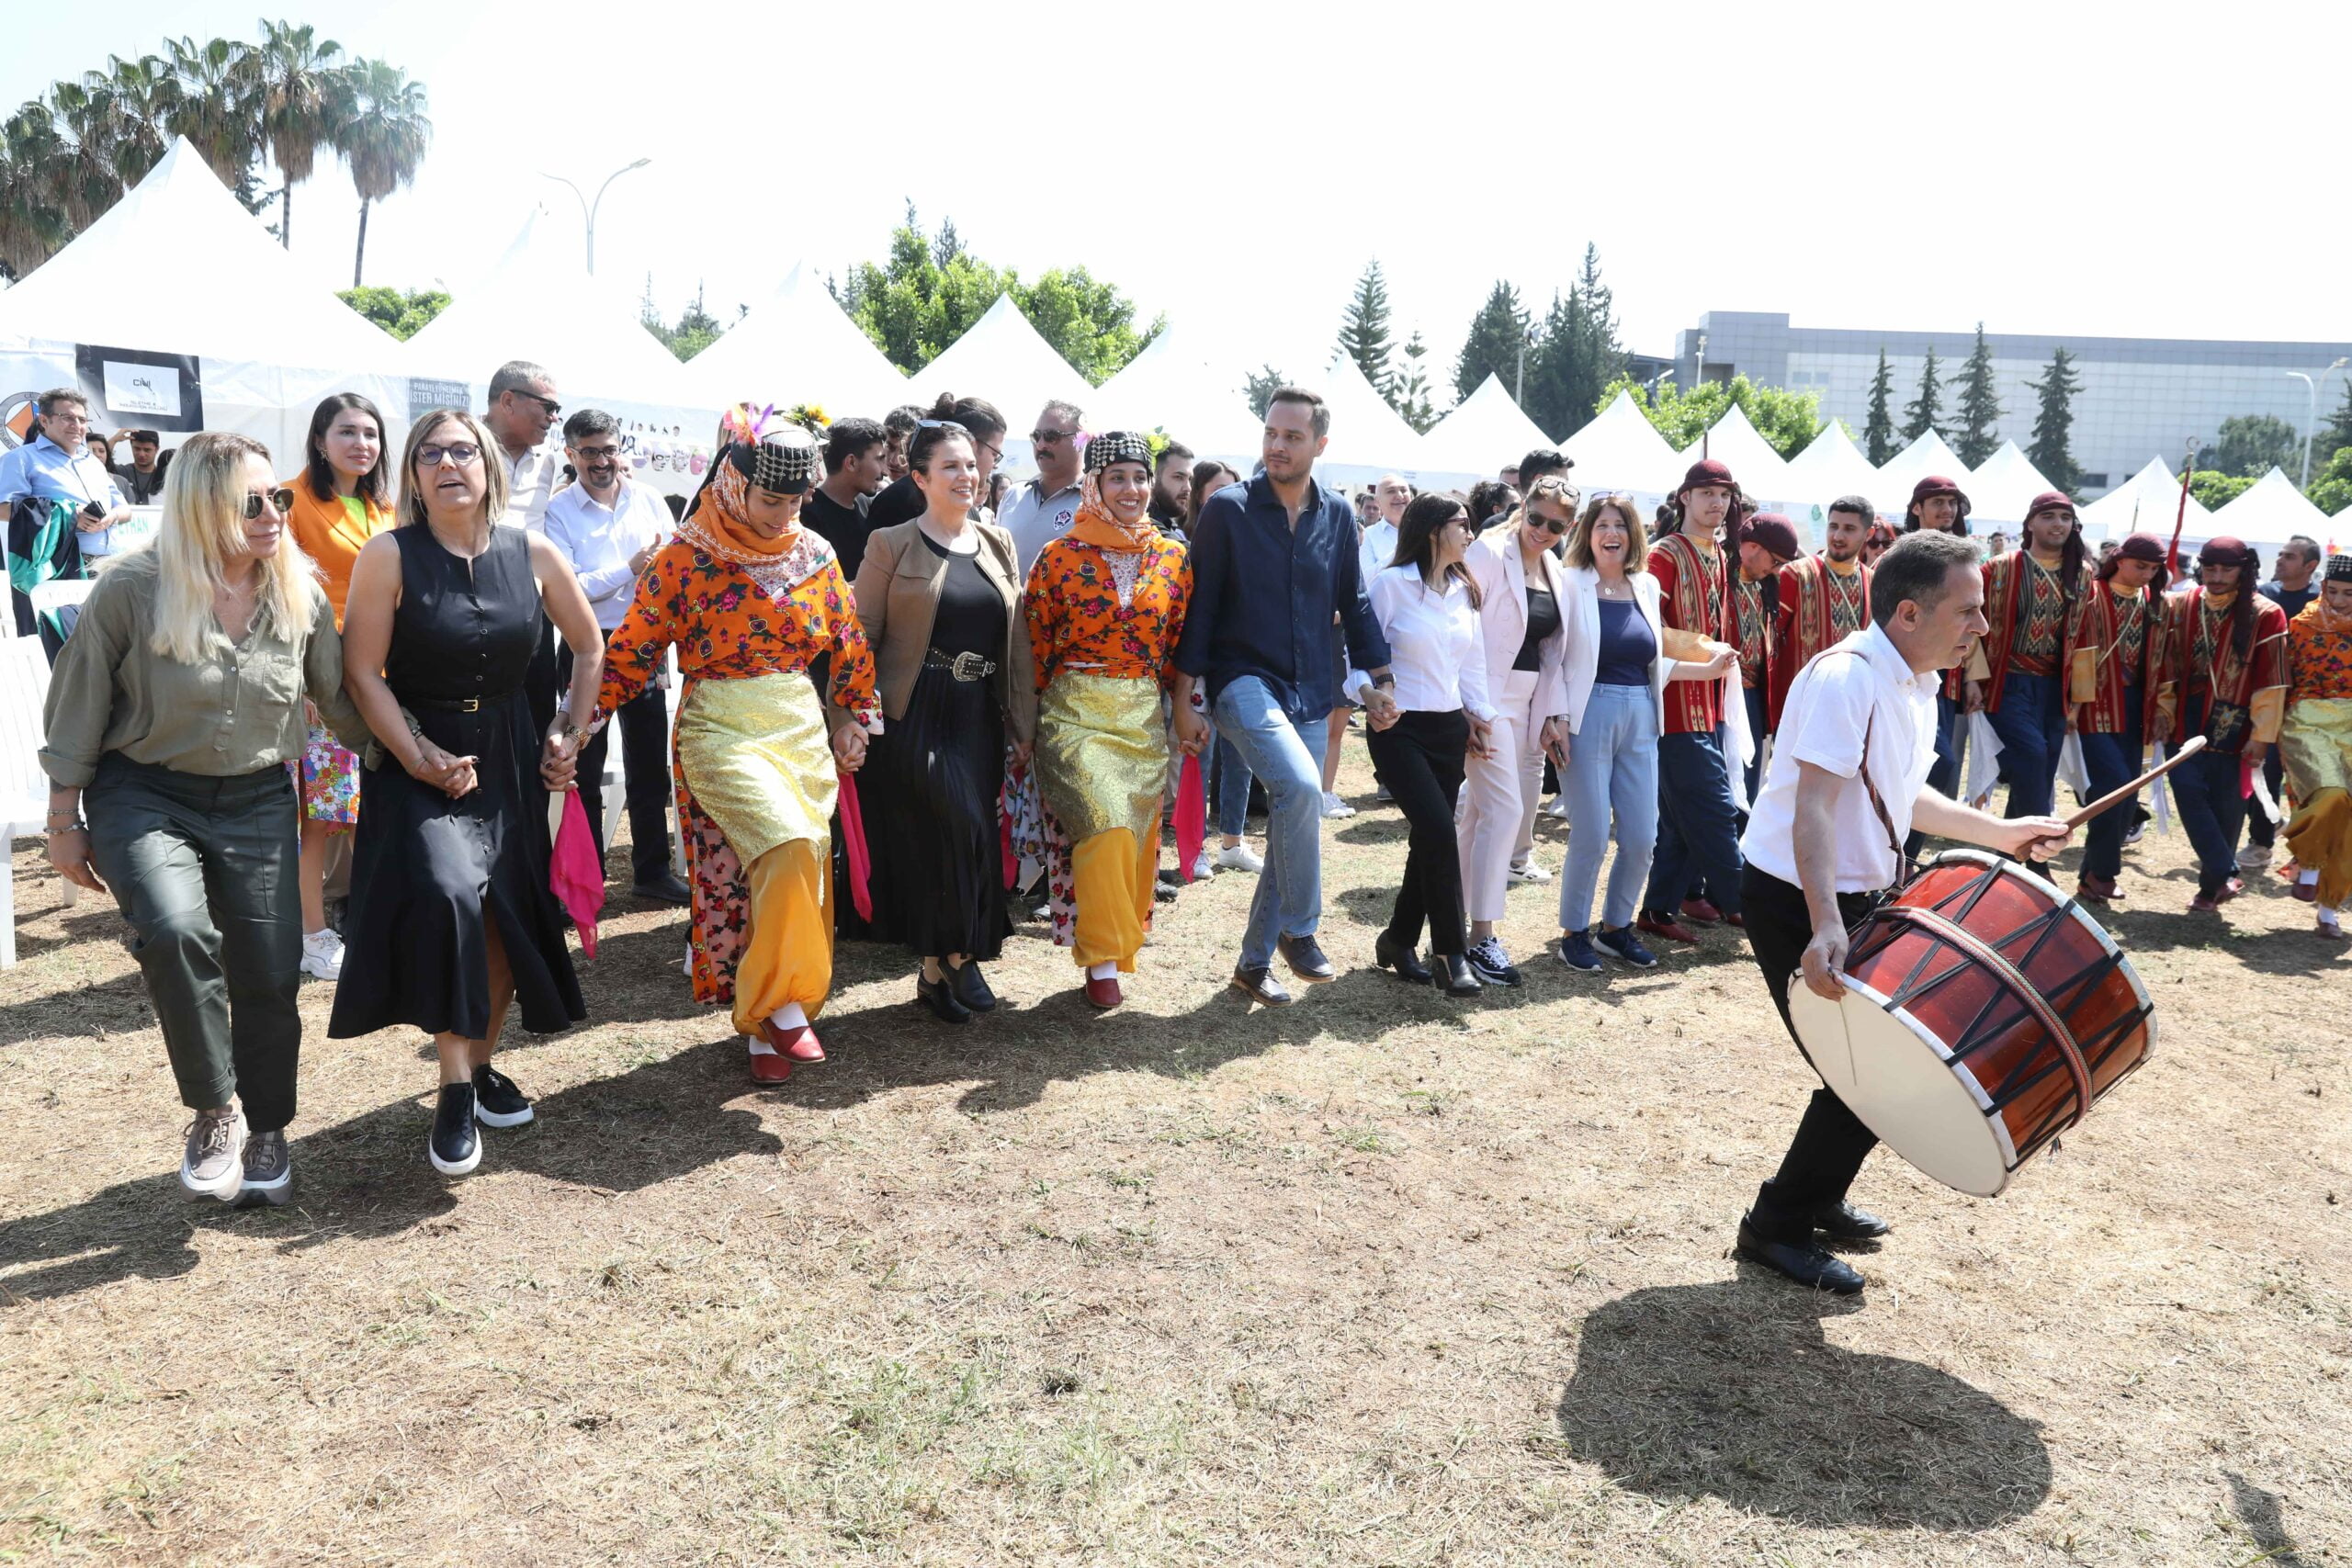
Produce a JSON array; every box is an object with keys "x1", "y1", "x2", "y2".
[
  {"x1": 2195, "y1": 413, "x2": 2302, "y2": 479},
  {"x1": 2188, "y1": 469, "x2": 2258, "y2": 510},
  {"x1": 247, "y1": 20, "x2": 343, "y2": 250},
  {"x1": 1453, "y1": 280, "x2": 1528, "y2": 402},
  {"x1": 2320, "y1": 377, "x2": 2352, "y2": 458},
  {"x1": 163, "y1": 35, "x2": 259, "y2": 189},
  {"x1": 1336, "y1": 259, "x2": 1395, "y2": 395},
  {"x1": 1521, "y1": 246, "x2": 1624, "y2": 441},
  {"x1": 2305, "y1": 444, "x2": 2352, "y2": 516},
  {"x1": 1017, "y1": 266, "x2": 1161, "y2": 386},
  {"x1": 1241, "y1": 365, "x2": 1289, "y2": 418},
  {"x1": 1863, "y1": 349, "x2": 1896, "y2": 465},
  {"x1": 1902, "y1": 345, "x2": 1943, "y2": 441},
  {"x1": 337, "y1": 284, "x2": 448, "y2": 339},
  {"x1": 334, "y1": 57, "x2": 431, "y2": 287},
  {"x1": 2025, "y1": 346, "x2": 2082, "y2": 496},
  {"x1": 1598, "y1": 371, "x2": 1823, "y2": 459},
  {"x1": 641, "y1": 282, "x2": 724, "y2": 362},
  {"x1": 1390, "y1": 331, "x2": 1439, "y2": 434},
  {"x1": 1950, "y1": 322, "x2": 2002, "y2": 468}
]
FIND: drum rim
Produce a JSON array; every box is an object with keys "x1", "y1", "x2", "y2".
[
  {"x1": 1924, "y1": 848, "x2": 2157, "y2": 1027},
  {"x1": 1799, "y1": 972, "x2": 2021, "y2": 1190}
]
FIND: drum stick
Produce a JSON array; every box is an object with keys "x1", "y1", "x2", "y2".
[{"x1": 2063, "y1": 735, "x2": 2207, "y2": 829}]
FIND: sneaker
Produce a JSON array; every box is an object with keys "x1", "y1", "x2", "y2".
[
  {"x1": 1541, "y1": 794, "x2": 1569, "y2": 820},
  {"x1": 1634, "y1": 911, "x2": 1700, "y2": 944},
  {"x1": 1594, "y1": 926, "x2": 1659, "y2": 968},
  {"x1": 2236, "y1": 841, "x2": 2272, "y2": 871},
  {"x1": 299, "y1": 929, "x2": 344, "y2": 980},
  {"x1": 2122, "y1": 821, "x2": 2145, "y2": 846},
  {"x1": 471, "y1": 1063, "x2": 535, "y2": 1129},
  {"x1": 1190, "y1": 850, "x2": 1215, "y2": 882},
  {"x1": 1464, "y1": 936, "x2": 1523, "y2": 987},
  {"x1": 1321, "y1": 792, "x2": 1357, "y2": 819},
  {"x1": 237, "y1": 1128, "x2": 291, "y2": 1207},
  {"x1": 1374, "y1": 784, "x2": 1394, "y2": 804},
  {"x1": 179, "y1": 1107, "x2": 247, "y2": 1202},
  {"x1": 1215, "y1": 842, "x2": 1265, "y2": 874},
  {"x1": 1552, "y1": 931, "x2": 1604, "y2": 973},
  {"x1": 430, "y1": 1083, "x2": 482, "y2": 1177},
  {"x1": 1507, "y1": 857, "x2": 1553, "y2": 885}
]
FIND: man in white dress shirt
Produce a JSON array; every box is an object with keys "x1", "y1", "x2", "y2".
[
  {"x1": 484, "y1": 360, "x2": 561, "y2": 534},
  {"x1": 998, "y1": 400, "x2": 1085, "y2": 572},
  {"x1": 1733, "y1": 531, "x2": 2069, "y2": 1296},
  {"x1": 542, "y1": 408, "x2": 689, "y2": 903}
]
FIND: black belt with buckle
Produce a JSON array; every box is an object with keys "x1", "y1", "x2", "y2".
[
  {"x1": 408, "y1": 694, "x2": 486, "y2": 712},
  {"x1": 924, "y1": 648, "x2": 997, "y2": 682}
]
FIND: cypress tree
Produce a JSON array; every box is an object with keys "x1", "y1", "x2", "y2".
[
  {"x1": 1951, "y1": 322, "x2": 2003, "y2": 468},
  {"x1": 1337, "y1": 260, "x2": 1395, "y2": 395},
  {"x1": 1902, "y1": 345, "x2": 1944, "y2": 442},
  {"x1": 1864, "y1": 348, "x2": 1896, "y2": 465},
  {"x1": 1452, "y1": 281, "x2": 1529, "y2": 403},
  {"x1": 2026, "y1": 346, "x2": 2083, "y2": 495}
]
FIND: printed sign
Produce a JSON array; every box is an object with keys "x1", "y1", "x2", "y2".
[
  {"x1": 72, "y1": 344, "x2": 204, "y2": 433},
  {"x1": 409, "y1": 378, "x2": 472, "y2": 419}
]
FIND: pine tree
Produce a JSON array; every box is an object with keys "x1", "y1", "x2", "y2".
[
  {"x1": 1453, "y1": 280, "x2": 1529, "y2": 402},
  {"x1": 1521, "y1": 291, "x2": 1577, "y2": 440},
  {"x1": 1561, "y1": 243, "x2": 1623, "y2": 439},
  {"x1": 1864, "y1": 349, "x2": 1896, "y2": 465},
  {"x1": 1337, "y1": 260, "x2": 1395, "y2": 395},
  {"x1": 1241, "y1": 365, "x2": 1290, "y2": 418},
  {"x1": 2026, "y1": 346, "x2": 2083, "y2": 496},
  {"x1": 1390, "y1": 331, "x2": 1439, "y2": 433},
  {"x1": 1950, "y1": 322, "x2": 2003, "y2": 467},
  {"x1": 1902, "y1": 345, "x2": 1943, "y2": 442},
  {"x1": 2321, "y1": 376, "x2": 2352, "y2": 460}
]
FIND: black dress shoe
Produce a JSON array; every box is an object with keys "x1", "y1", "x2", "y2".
[
  {"x1": 1230, "y1": 964, "x2": 1294, "y2": 1007},
  {"x1": 1811, "y1": 1200, "x2": 1891, "y2": 1242},
  {"x1": 1735, "y1": 1216, "x2": 1865, "y2": 1294},
  {"x1": 945, "y1": 959, "x2": 997, "y2": 1012},
  {"x1": 631, "y1": 871, "x2": 694, "y2": 906},
  {"x1": 1374, "y1": 931, "x2": 1432, "y2": 984},
  {"x1": 1431, "y1": 953, "x2": 1483, "y2": 998},
  {"x1": 916, "y1": 974, "x2": 973, "y2": 1024},
  {"x1": 1276, "y1": 933, "x2": 1336, "y2": 983}
]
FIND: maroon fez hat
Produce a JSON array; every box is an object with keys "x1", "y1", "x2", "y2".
[
  {"x1": 1738, "y1": 513, "x2": 1800, "y2": 561},
  {"x1": 2116, "y1": 532, "x2": 2166, "y2": 564},
  {"x1": 1679, "y1": 457, "x2": 1736, "y2": 494},
  {"x1": 2199, "y1": 535, "x2": 2254, "y2": 567},
  {"x1": 2025, "y1": 489, "x2": 2077, "y2": 522},
  {"x1": 1909, "y1": 474, "x2": 1968, "y2": 507}
]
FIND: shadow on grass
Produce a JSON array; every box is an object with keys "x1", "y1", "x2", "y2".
[
  {"x1": 2224, "y1": 1471, "x2": 2314, "y2": 1567},
  {"x1": 1555, "y1": 1280, "x2": 2051, "y2": 1530}
]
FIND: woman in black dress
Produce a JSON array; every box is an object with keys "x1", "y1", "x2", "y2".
[
  {"x1": 331, "y1": 409, "x2": 605, "y2": 1178},
  {"x1": 852, "y1": 422, "x2": 1036, "y2": 1023}
]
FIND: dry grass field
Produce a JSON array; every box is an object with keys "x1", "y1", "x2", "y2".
[{"x1": 3, "y1": 745, "x2": 2347, "y2": 1566}]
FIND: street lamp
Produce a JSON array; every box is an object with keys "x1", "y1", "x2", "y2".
[
  {"x1": 2287, "y1": 356, "x2": 2348, "y2": 488},
  {"x1": 539, "y1": 157, "x2": 651, "y2": 275}
]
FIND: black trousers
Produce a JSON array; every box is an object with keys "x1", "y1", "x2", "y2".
[
  {"x1": 1369, "y1": 709, "x2": 1470, "y2": 956},
  {"x1": 1743, "y1": 862, "x2": 1879, "y2": 1235},
  {"x1": 562, "y1": 630, "x2": 672, "y2": 883}
]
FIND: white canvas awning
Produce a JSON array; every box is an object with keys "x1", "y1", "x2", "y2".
[
  {"x1": 915, "y1": 294, "x2": 1095, "y2": 469},
  {"x1": 1309, "y1": 355, "x2": 1428, "y2": 484},
  {"x1": 1682, "y1": 403, "x2": 1792, "y2": 502},
  {"x1": 2078, "y1": 456, "x2": 2209, "y2": 546},
  {"x1": 1963, "y1": 440, "x2": 2062, "y2": 527},
  {"x1": 2207, "y1": 467, "x2": 2333, "y2": 553},
  {"x1": 1090, "y1": 323, "x2": 1261, "y2": 463},
  {"x1": 1415, "y1": 374, "x2": 1550, "y2": 489},
  {"x1": 1781, "y1": 423, "x2": 1889, "y2": 516},
  {"x1": 680, "y1": 261, "x2": 907, "y2": 419},
  {"x1": 1559, "y1": 390, "x2": 1683, "y2": 500},
  {"x1": 1875, "y1": 429, "x2": 1974, "y2": 513}
]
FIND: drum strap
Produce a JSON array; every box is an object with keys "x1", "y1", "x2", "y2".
[
  {"x1": 1878, "y1": 903, "x2": 2095, "y2": 1127},
  {"x1": 1857, "y1": 711, "x2": 1915, "y2": 895}
]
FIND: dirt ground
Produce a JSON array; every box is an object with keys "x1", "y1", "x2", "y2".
[{"x1": 2, "y1": 744, "x2": 2347, "y2": 1567}]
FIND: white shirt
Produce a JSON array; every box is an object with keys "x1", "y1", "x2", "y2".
[
  {"x1": 1358, "y1": 518, "x2": 1399, "y2": 585},
  {"x1": 1741, "y1": 622, "x2": 1939, "y2": 894},
  {"x1": 998, "y1": 476, "x2": 1082, "y2": 573},
  {"x1": 1345, "y1": 565, "x2": 1496, "y2": 720},
  {"x1": 502, "y1": 445, "x2": 560, "y2": 534},
  {"x1": 542, "y1": 477, "x2": 673, "y2": 629}
]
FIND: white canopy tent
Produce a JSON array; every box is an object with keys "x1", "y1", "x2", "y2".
[
  {"x1": 1875, "y1": 430, "x2": 1974, "y2": 514},
  {"x1": 1415, "y1": 374, "x2": 1550, "y2": 490},
  {"x1": 1090, "y1": 324, "x2": 1261, "y2": 463},
  {"x1": 2078, "y1": 456, "x2": 2209, "y2": 546},
  {"x1": 2207, "y1": 467, "x2": 2333, "y2": 554},
  {"x1": 0, "y1": 138, "x2": 408, "y2": 474},
  {"x1": 1781, "y1": 423, "x2": 1891, "y2": 523},
  {"x1": 1310, "y1": 355, "x2": 1428, "y2": 486},
  {"x1": 1963, "y1": 440, "x2": 2062, "y2": 528},
  {"x1": 916, "y1": 294, "x2": 1095, "y2": 472},
  {"x1": 1683, "y1": 403, "x2": 1792, "y2": 503},
  {"x1": 1560, "y1": 391, "x2": 1684, "y2": 502},
  {"x1": 680, "y1": 261, "x2": 907, "y2": 418}
]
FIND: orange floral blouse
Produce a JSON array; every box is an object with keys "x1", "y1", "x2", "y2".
[
  {"x1": 2288, "y1": 603, "x2": 2352, "y2": 705},
  {"x1": 1023, "y1": 534, "x2": 1192, "y2": 690}
]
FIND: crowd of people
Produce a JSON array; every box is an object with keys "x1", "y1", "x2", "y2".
[{"x1": 26, "y1": 364, "x2": 2352, "y2": 1249}]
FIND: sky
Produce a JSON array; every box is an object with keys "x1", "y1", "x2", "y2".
[{"x1": 6, "y1": 0, "x2": 2350, "y2": 402}]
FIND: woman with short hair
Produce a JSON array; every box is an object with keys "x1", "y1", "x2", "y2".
[{"x1": 40, "y1": 431, "x2": 368, "y2": 1205}]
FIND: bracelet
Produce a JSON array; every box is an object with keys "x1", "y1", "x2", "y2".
[{"x1": 48, "y1": 819, "x2": 86, "y2": 833}]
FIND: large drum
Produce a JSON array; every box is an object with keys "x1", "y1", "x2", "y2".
[{"x1": 1786, "y1": 850, "x2": 2154, "y2": 1197}]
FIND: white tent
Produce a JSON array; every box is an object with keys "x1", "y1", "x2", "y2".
[
  {"x1": 1875, "y1": 429, "x2": 1973, "y2": 513},
  {"x1": 1781, "y1": 423, "x2": 1889, "y2": 517},
  {"x1": 1560, "y1": 391, "x2": 1684, "y2": 500},
  {"x1": 1682, "y1": 403, "x2": 1791, "y2": 502},
  {"x1": 2208, "y1": 467, "x2": 2333, "y2": 554},
  {"x1": 1963, "y1": 440, "x2": 2061, "y2": 527},
  {"x1": 680, "y1": 261, "x2": 907, "y2": 418},
  {"x1": 1090, "y1": 324, "x2": 1261, "y2": 463},
  {"x1": 916, "y1": 294, "x2": 1095, "y2": 470},
  {"x1": 2078, "y1": 456, "x2": 2209, "y2": 546},
  {"x1": 1310, "y1": 355, "x2": 1428, "y2": 484},
  {"x1": 1416, "y1": 374, "x2": 1550, "y2": 489},
  {"x1": 0, "y1": 137, "x2": 408, "y2": 472}
]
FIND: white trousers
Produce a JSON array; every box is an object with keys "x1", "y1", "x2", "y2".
[{"x1": 1456, "y1": 670, "x2": 1548, "y2": 923}]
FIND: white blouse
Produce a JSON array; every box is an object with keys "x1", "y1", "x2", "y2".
[{"x1": 1345, "y1": 565, "x2": 1496, "y2": 720}]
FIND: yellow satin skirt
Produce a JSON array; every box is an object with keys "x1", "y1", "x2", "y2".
[
  {"x1": 675, "y1": 672, "x2": 837, "y2": 868},
  {"x1": 2282, "y1": 697, "x2": 2352, "y2": 803},
  {"x1": 1035, "y1": 671, "x2": 1167, "y2": 846}
]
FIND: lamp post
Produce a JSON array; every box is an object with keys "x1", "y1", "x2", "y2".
[
  {"x1": 539, "y1": 157, "x2": 651, "y2": 274},
  {"x1": 2287, "y1": 356, "x2": 2348, "y2": 488}
]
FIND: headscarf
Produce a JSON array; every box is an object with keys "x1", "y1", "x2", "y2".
[
  {"x1": 675, "y1": 408, "x2": 833, "y2": 593},
  {"x1": 1068, "y1": 429, "x2": 1159, "y2": 553}
]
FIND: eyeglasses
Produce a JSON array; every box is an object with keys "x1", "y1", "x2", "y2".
[
  {"x1": 976, "y1": 439, "x2": 1003, "y2": 464},
  {"x1": 1030, "y1": 429, "x2": 1071, "y2": 446},
  {"x1": 416, "y1": 443, "x2": 482, "y2": 468},
  {"x1": 572, "y1": 444, "x2": 622, "y2": 462},
  {"x1": 44, "y1": 411, "x2": 91, "y2": 428},
  {"x1": 515, "y1": 392, "x2": 561, "y2": 418},
  {"x1": 242, "y1": 486, "x2": 296, "y2": 520}
]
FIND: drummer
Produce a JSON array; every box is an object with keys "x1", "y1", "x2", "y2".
[{"x1": 1734, "y1": 531, "x2": 2072, "y2": 1295}]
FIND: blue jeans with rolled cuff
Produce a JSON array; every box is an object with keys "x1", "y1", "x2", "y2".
[
  {"x1": 1211, "y1": 676, "x2": 1329, "y2": 970},
  {"x1": 1643, "y1": 723, "x2": 1744, "y2": 919}
]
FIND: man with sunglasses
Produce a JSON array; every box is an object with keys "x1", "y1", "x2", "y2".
[
  {"x1": 484, "y1": 359, "x2": 562, "y2": 534},
  {"x1": 999, "y1": 400, "x2": 1087, "y2": 573}
]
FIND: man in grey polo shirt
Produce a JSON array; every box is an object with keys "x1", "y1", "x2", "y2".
[{"x1": 998, "y1": 399, "x2": 1084, "y2": 572}]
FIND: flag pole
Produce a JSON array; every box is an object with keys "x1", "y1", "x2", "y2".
[{"x1": 2165, "y1": 437, "x2": 2194, "y2": 577}]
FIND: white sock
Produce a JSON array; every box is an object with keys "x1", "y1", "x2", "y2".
[
  {"x1": 2301, "y1": 868, "x2": 2321, "y2": 886},
  {"x1": 1087, "y1": 961, "x2": 1117, "y2": 981},
  {"x1": 747, "y1": 1033, "x2": 777, "y2": 1055},
  {"x1": 769, "y1": 1001, "x2": 808, "y2": 1031}
]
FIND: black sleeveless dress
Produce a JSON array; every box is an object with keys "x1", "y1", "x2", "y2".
[{"x1": 330, "y1": 525, "x2": 586, "y2": 1040}]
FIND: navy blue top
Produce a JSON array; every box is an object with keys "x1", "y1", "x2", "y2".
[
  {"x1": 1593, "y1": 598, "x2": 1657, "y2": 687},
  {"x1": 1173, "y1": 474, "x2": 1391, "y2": 720}
]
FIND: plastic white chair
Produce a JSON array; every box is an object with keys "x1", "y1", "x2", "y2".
[
  {"x1": 1, "y1": 636, "x2": 66, "y2": 968},
  {"x1": 27, "y1": 577, "x2": 95, "y2": 637}
]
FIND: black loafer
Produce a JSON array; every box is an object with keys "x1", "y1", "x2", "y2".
[
  {"x1": 916, "y1": 974, "x2": 973, "y2": 1024},
  {"x1": 631, "y1": 872, "x2": 693, "y2": 906},
  {"x1": 1374, "y1": 931, "x2": 1432, "y2": 984},
  {"x1": 946, "y1": 959, "x2": 997, "y2": 1013},
  {"x1": 1432, "y1": 953, "x2": 1483, "y2": 998},
  {"x1": 1735, "y1": 1217, "x2": 1865, "y2": 1294},
  {"x1": 1276, "y1": 934, "x2": 1336, "y2": 983},
  {"x1": 1811, "y1": 1200, "x2": 1891, "y2": 1242},
  {"x1": 1230, "y1": 964, "x2": 1294, "y2": 1007}
]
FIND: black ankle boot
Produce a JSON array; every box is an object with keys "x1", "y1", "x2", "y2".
[{"x1": 1374, "y1": 931, "x2": 1431, "y2": 984}]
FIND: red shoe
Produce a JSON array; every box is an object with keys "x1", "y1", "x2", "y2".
[
  {"x1": 759, "y1": 1019, "x2": 825, "y2": 1063},
  {"x1": 1679, "y1": 897, "x2": 1724, "y2": 926},
  {"x1": 1723, "y1": 911, "x2": 1745, "y2": 930},
  {"x1": 2188, "y1": 894, "x2": 2222, "y2": 914},
  {"x1": 1635, "y1": 912, "x2": 1700, "y2": 944},
  {"x1": 2077, "y1": 877, "x2": 2111, "y2": 907},
  {"x1": 2277, "y1": 859, "x2": 2302, "y2": 883},
  {"x1": 1083, "y1": 975, "x2": 1124, "y2": 1010},
  {"x1": 748, "y1": 1048, "x2": 793, "y2": 1084},
  {"x1": 2292, "y1": 879, "x2": 2319, "y2": 904}
]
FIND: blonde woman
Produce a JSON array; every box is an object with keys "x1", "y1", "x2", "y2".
[
  {"x1": 40, "y1": 431, "x2": 368, "y2": 1207},
  {"x1": 329, "y1": 410, "x2": 604, "y2": 1179}
]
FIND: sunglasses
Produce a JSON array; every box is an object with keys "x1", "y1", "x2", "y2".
[
  {"x1": 416, "y1": 443, "x2": 482, "y2": 468},
  {"x1": 517, "y1": 392, "x2": 561, "y2": 418},
  {"x1": 1527, "y1": 512, "x2": 1572, "y2": 536},
  {"x1": 1030, "y1": 429, "x2": 1071, "y2": 446},
  {"x1": 243, "y1": 486, "x2": 296, "y2": 520}
]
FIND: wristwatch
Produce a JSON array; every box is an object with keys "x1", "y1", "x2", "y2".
[{"x1": 1371, "y1": 673, "x2": 1396, "y2": 691}]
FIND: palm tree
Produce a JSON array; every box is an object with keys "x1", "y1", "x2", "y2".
[
  {"x1": 334, "y1": 58, "x2": 430, "y2": 288},
  {"x1": 0, "y1": 108, "x2": 72, "y2": 280},
  {"x1": 248, "y1": 20, "x2": 343, "y2": 249},
  {"x1": 163, "y1": 35, "x2": 258, "y2": 189},
  {"x1": 85, "y1": 54, "x2": 178, "y2": 187}
]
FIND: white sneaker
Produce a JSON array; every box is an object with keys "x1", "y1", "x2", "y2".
[
  {"x1": 1216, "y1": 841, "x2": 1266, "y2": 874},
  {"x1": 1190, "y1": 851, "x2": 1215, "y2": 881},
  {"x1": 1321, "y1": 792, "x2": 1357, "y2": 818},
  {"x1": 2236, "y1": 842, "x2": 2273, "y2": 871},
  {"x1": 1541, "y1": 794, "x2": 1569, "y2": 820},
  {"x1": 1507, "y1": 857, "x2": 1553, "y2": 885},
  {"x1": 300, "y1": 929, "x2": 344, "y2": 980},
  {"x1": 2122, "y1": 821, "x2": 2145, "y2": 845},
  {"x1": 1374, "y1": 784, "x2": 1393, "y2": 803}
]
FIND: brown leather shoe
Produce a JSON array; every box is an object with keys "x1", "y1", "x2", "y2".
[
  {"x1": 1635, "y1": 911, "x2": 1699, "y2": 944},
  {"x1": 1679, "y1": 897, "x2": 1723, "y2": 926},
  {"x1": 758, "y1": 1019, "x2": 825, "y2": 1063},
  {"x1": 1083, "y1": 975, "x2": 1124, "y2": 1010},
  {"x1": 748, "y1": 1049, "x2": 794, "y2": 1084}
]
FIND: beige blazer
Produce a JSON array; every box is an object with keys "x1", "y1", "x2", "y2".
[{"x1": 852, "y1": 519, "x2": 1037, "y2": 740}]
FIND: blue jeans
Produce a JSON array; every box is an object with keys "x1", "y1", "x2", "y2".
[
  {"x1": 1644, "y1": 723, "x2": 1744, "y2": 918},
  {"x1": 2168, "y1": 695, "x2": 2246, "y2": 898},
  {"x1": 1988, "y1": 670, "x2": 2067, "y2": 818},
  {"x1": 2077, "y1": 686, "x2": 2144, "y2": 883},
  {"x1": 1212, "y1": 676, "x2": 1329, "y2": 968},
  {"x1": 1560, "y1": 683, "x2": 1660, "y2": 933},
  {"x1": 1214, "y1": 731, "x2": 1256, "y2": 839}
]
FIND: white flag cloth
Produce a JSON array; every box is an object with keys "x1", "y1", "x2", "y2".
[
  {"x1": 2249, "y1": 767, "x2": 2282, "y2": 825},
  {"x1": 2056, "y1": 730, "x2": 2090, "y2": 801},
  {"x1": 1963, "y1": 712, "x2": 2005, "y2": 807},
  {"x1": 2153, "y1": 744, "x2": 2175, "y2": 835}
]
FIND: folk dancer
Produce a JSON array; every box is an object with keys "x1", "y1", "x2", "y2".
[
  {"x1": 2155, "y1": 536, "x2": 2289, "y2": 914},
  {"x1": 2066, "y1": 532, "x2": 2169, "y2": 906},
  {"x1": 2278, "y1": 555, "x2": 2352, "y2": 935},
  {"x1": 1966, "y1": 491, "x2": 2086, "y2": 818}
]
